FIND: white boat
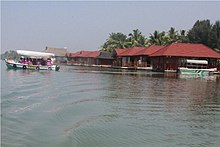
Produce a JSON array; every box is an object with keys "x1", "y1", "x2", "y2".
[
  {"x1": 5, "y1": 50, "x2": 60, "y2": 71},
  {"x1": 179, "y1": 59, "x2": 217, "y2": 75}
]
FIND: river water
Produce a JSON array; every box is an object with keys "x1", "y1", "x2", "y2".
[{"x1": 1, "y1": 63, "x2": 220, "y2": 147}]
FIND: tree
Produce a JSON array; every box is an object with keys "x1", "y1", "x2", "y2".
[
  {"x1": 100, "y1": 20, "x2": 220, "y2": 53},
  {"x1": 127, "y1": 29, "x2": 147, "y2": 47},
  {"x1": 178, "y1": 30, "x2": 189, "y2": 43},
  {"x1": 167, "y1": 27, "x2": 179, "y2": 44},
  {"x1": 149, "y1": 28, "x2": 190, "y2": 45},
  {"x1": 100, "y1": 32, "x2": 130, "y2": 52},
  {"x1": 187, "y1": 19, "x2": 212, "y2": 46},
  {"x1": 100, "y1": 29, "x2": 149, "y2": 52},
  {"x1": 209, "y1": 20, "x2": 220, "y2": 51},
  {"x1": 149, "y1": 30, "x2": 168, "y2": 46}
]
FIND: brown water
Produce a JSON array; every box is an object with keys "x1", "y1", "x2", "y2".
[{"x1": 1, "y1": 64, "x2": 220, "y2": 147}]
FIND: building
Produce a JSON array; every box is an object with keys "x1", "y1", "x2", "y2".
[
  {"x1": 66, "y1": 43, "x2": 220, "y2": 72},
  {"x1": 113, "y1": 45, "x2": 164, "y2": 69},
  {"x1": 43, "y1": 47, "x2": 68, "y2": 63},
  {"x1": 96, "y1": 51, "x2": 114, "y2": 66},
  {"x1": 150, "y1": 43, "x2": 220, "y2": 72},
  {"x1": 67, "y1": 51, "x2": 113, "y2": 67},
  {"x1": 113, "y1": 47, "x2": 143, "y2": 68},
  {"x1": 67, "y1": 51, "x2": 99, "y2": 65}
]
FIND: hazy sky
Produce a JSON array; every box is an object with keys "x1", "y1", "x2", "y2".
[{"x1": 1, "y1": 1, "x2": 220, "y2": 53}]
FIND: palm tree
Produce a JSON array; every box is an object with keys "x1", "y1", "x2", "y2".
[
  {"x1": 149, "y1": 30, "x2": 168, "y2": 46},
  {"x1": 167, "y1": 27, "x2": 179, "y2": 44},
  {"x1": 178, "y1": 30, "x2": 189, "y2": 43},
  {"x1": 128, "y1": 29, "x2": 147, "y2": 47},
  {"x1": 100, "y1": 32, "x2": 130, "y2": 52}
]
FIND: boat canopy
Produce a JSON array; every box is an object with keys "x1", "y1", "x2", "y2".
[
  {"x1": 17, "y1": 50, "x2": 55, "y2": 58},
  {"x1": 186, "y1": 59, "x2": 208, "y2": 65}
]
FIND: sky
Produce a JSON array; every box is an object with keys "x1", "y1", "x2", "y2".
[{"x1": 1, "y1": 1, "x2": 220, "y2": 53}]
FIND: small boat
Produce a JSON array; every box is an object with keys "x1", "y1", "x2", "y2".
[
  {"x1": 5, "y1": 50, "x2": 60, "y2": 71},
  {"x1": 179, "y1": 59, "x2": 217, "y2": 75}
]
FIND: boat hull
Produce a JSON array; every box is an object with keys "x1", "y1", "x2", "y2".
[
  {"x1": 179, "y1": 67, "x2": 217, "y2": 75},
  {"x1": 5, "y1": 60, "x2": 60, "y2": 71}
]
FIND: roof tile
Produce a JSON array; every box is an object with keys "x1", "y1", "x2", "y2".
[
  {"x1": 150, "y1": 43, "x2": 220, "y2": 58},
  {"x1": 134, "y1": 45, "x2": 165, "y2": 56},
  {"x1": 115, "y1": 46, "x2": 164, "y2": 57},
  {"x1": 69, "y1": 51, "x2": 100, "y2": 58}
]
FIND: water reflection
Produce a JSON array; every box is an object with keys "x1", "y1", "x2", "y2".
[
  {"x1": 101, "y1": 67, "x2": 220, "y2": 146},
  {"x1": 63, "y1": 65, "x2": 220, "y2": 81}
]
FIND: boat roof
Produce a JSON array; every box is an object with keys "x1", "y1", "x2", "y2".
[
  {"x1": 17, "y1": 50, "x2": 55, "y2": 58},
  {"x1": 186, "y1": 59, "x2": 208, "y2": 65}
]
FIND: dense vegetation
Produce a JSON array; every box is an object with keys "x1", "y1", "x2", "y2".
[{"x1": 101, "y1": 19, "x2": 220, "y2": 53}]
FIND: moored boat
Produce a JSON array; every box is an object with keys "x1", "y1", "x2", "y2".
[
  {"x1": 5, "y1": 50, "x2": 60, "y2": 71},
  {"x1": 178, "y1": 59, "x2": 217, "y2": 75}
]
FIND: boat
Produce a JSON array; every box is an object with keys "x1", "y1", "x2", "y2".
[
  {"x1": 5, "y1": 50, "x2": 60, "y2": 71},
  {"x1": 178, "y1": 59, "x2": 217, "y2": 75}
]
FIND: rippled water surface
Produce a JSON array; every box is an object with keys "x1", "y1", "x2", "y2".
[{"x1": 1, "y1": 63, "x2": 220, "y2": 147}]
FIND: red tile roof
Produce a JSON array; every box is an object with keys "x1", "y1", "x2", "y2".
[
  {"x1": 69, "y1": 51, "x2": 100, "y2": 58},
  {"x1": 150, "y1": 43, "x2": 220, "y2": 58},
  {"x1": 116, "y1": 47, "x2": 146, "y2": 57},
  {"x1": 68, "y1": 51, "x2": 81, "y2": 57},
  {"x1": 115, "y1": 48, "x2": 126, "y2": 55},
  {"x1": 115, "y1": 46, "x2": 164, "y2": 57},
  {"x1": 134, "y1": 45, "x2": 165, "y2": 56}
]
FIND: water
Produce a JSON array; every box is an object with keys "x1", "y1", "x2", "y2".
[{"x1": 1, "y1": 62, "x2": 220, "y2": 147}]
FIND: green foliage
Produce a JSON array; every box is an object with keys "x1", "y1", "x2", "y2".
[
  {"x1": 148, "y1": 28, "x2": 189, "y2": 46},
  {"x1": 100, "y1": 32, "x2": 130, "y2": 53},
  {"x1": 127, "y1": 29, "x2": 147, "y2": 47},
  {"x1": 100, "y1": 29, "x2": 148, "y2": 52},
  {"x1": 149, "y1": 30, "x2": 168, "y2": 46},
  {"x1": 178, "y1": 30, "x2": 189, "y2": 43},
  {"x1": 100, "y1": 19, "x2": 220, "y2": 53},
  {"x1": 187, "y1": 19, "x2": 220, "y2": 51},
  {"x1": 187, "y1": 20, "x2": 212, "y2": 46},
  {"x1": 209, "y1": 20, "x2": 220, "y2": 51}
]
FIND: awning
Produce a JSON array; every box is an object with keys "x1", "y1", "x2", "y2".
[
  {"x1": 186, "y1": 59, "x2": 208, "y2": 65},
  {"x1": 17, "y1": 50, "x2": 55, "y2": 58}
]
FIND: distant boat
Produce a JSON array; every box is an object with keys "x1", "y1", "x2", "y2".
[
  {"x1": 5, "y1": 50, "x2": 60, "y2": 71},
  {"x1": 179, "y1": 59, "x2": 217, "y2": 75}
]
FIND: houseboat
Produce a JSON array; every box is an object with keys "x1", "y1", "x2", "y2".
[
  {"x1": 5, "y1": 50, "x2": 60, "y2": 71},
  {"x1": 178, "y1": 59, "x2": 217, "y2": 75}
]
